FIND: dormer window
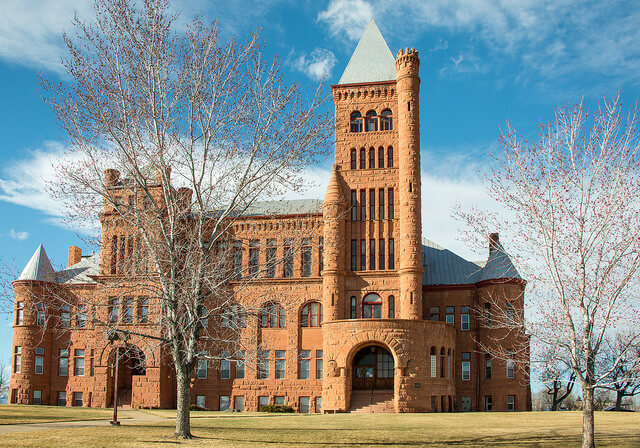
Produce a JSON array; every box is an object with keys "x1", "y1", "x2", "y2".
[
  {"x1": 350, "y1": 111, "x2": 363, "y2": 132},
  {"x1": 381, "y1": 109, "x2": 393, "y2": 130},
  {"x1": 365, "y1": 111, "x2": 378, "y2": 132}
]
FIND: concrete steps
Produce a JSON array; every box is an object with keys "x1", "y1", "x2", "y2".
[{"x1": 349, "y1": 390, "x2": 394, "y2": 413}]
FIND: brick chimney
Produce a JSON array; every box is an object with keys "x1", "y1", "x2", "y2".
[
  {"x1": 68, "y1": 246, "x2": 82, "y2": 267},
  {"x1": 489, "y1": 233, "x2": 499, "y2": 256}
]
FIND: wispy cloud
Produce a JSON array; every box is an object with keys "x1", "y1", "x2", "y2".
[
  {"x1": 8, "y1": 229, "x2": 29, "y2": 241},
  {"x1": 290, "y1": 48, "x2": 337, "y2": 81},
  {"x1": 317, "y1": 0, "x2": 373, "y2": 41}
]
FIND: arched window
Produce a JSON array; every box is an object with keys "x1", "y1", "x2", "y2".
[
  {"x1": 359, "y1": 148, "x2": 365, "y2": 169},
  {"x1": 350, "y1": 296, "x2": 357, "y2": 319},
  {"x1": 369, "y1": 148, "x2": 375, "y2": 168},
  {"x1": 261, "y1": 302, "x2": 285, "y2": 328},
  {"x1": 381, "y1": 109, "x2": 393, "y2": 131},
  {"x1": 365, "y1": 111, "x2": 378, "y2": 132},
  {"x1": 222, "y1": 305, "x2": 247, "y2": 328},
  {"x1": 301, "y1": 302, "x2": 323, "y2": 327},
  {"x1": 388, "y1": 146, "x2": 394, "y2": 167},
  {"x1": 378, "y1": 147, "x2": 384, "y2": 168},
  {"x1": 350, "y1": 111, "x2": 363, "y2": 132},
  {"x1": 362, "y1": 293, "x2": 382, "y2": 318},
  {"x1": 388, "y1": 295, "x2": 395, "y2": 318},
  {"x1": 440, "y1": 347, "x2": 446, "y2": 378},
  {"x1": 350, "y1": 149, "x2": 357, "y2": 170}
]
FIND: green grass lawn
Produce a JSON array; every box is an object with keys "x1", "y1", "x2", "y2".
[
  {"x1": 1, "y1": 410, "x2": 639, "y2": 447},
  {"x1": 0, "y1": 405, "x2": 114, "y2": 425}
]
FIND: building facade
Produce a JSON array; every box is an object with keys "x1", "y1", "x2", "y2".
[{"x1": 9, "y1": 21, "x2": 531, "y2": 413}]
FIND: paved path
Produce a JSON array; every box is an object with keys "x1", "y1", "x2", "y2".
[{"x1": 0, "y1": 410, "x2": 168, "y2": 434}]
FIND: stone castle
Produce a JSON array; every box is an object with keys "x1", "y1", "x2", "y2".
[{"x1": 9, "y1": 20, "x2": 531, "y2": 413}]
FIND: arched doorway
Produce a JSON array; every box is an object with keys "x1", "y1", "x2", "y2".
[
  {"x1": 352, "y1": 345, "x2": 394, "y2": 390},
  {"x1": 108, "y1": 345, "x2": 146, "y2": 408}
]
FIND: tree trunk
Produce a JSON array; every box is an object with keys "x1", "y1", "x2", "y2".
[
  {"x1": 615, "y1": 391, "x2": 623, "y2": 411},
  {"x1": 175, "y1": 368, "x2": 192, "y2": 439},
  {"x1": 582, "y1": 386, "x2": 595, "y2": 448}
]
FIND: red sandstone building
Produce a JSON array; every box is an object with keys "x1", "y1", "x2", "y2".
[{"x1": 9, "y1": 21, "x2": 531, "y2": 413}]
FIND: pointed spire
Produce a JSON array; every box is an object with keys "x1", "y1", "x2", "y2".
[
  {"x1": 324, "y1": 165, "x2": 345, "y2": 205},
  {"x1": 338, "y1": 19, "x2": 396, "y2": 85},
  {"x1": 18, "y1": 244, "x2": 57, "y2": 282}
]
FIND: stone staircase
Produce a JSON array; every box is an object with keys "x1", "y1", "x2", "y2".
[{"x1": 349, "y1": 390, "x2": 395, "y2": 413}]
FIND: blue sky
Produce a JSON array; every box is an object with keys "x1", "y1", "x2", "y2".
[{"x1": 1, "y1": 0, "x2": 640, "y2": 361}]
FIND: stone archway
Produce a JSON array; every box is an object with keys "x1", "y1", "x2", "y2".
[
  {"x1": 352, "y1": 345, "x2": 394, "y2": 391},
  {"x1": 107, "y1": 344, "x2": 146, "y2": 408}
]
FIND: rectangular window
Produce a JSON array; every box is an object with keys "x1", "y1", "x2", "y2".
[
  {"x1": 315, "y1": 396, "x2": 322, "y2": 413},
  {"x1": 388, "y1": 189, "x2": 394, "y2": 219},
  {"x1": 351, "y1": 190, "x2": 357, "y2": 221},
  {"x1": 379, "y1": 239, "x2": 385, "y2": 270},
  {"x1": 258, "y1": 350, "x2": 270, "y2": 379},
  {"x1": 316, "y1": 350, "x2": 323, "y2": 379},
  {"x1": 370, "y1": 239, "x2": 375, "y2": 270},
  {"x1": 197, "y1": 357, "x2": 207, "y2": 379},
  {"x1": 430, "y1": 306, "x2": 440, "y2": 321},
  {"x1": 300, "y1": 396, "x2": 310, "y2": 413},
  {"x1": 388, "y1": 296, "x2": 395, "y2": 318},
  {"x1": 430, "y1": 355, "x2": 437, "y2": 378},
  {"x1": 300, "y1": 350, "x2": 311, "y2": 379},
  {"x1": 301, "y1": 243, "x2": 311, "y2": 277},
  {"x1": 76, "y1": 305, "x2": 86, "y2": 328},
  {"x1": 266, "y1": 239, "x2": 276, "y2": 278},
  {"x1": 319, "y1": 237, "x2": 324, "y2": 273},
  {"x1": 220, "y1": 351, "x2": 230, "y2": 379},
  {"x1": 485, "y1": 359, "x2": 492, "y2": 379},
  {"x1": 123, "y1": 298, "x2": 133, "y2": 323},
  {"x1": 369, "y1": 148, "x2": 375, "y2": 168},
  {"x1": 13, "y1": 346, "x2": 21, "y2": 374},
  {"x1": 361, "y1": 240, "x2": 366, "y2": 270},
  {"x1": 445, "y1": 306, "x2": 455, "y2": 325},
  {"x1": 275, "y1": 350, "x2": 286, "y2": 379},
  {"x1": 73, "y1": 392, "x2": 83, "y2": 407},
  {"x1": 58, "y1": 391, "x2": 66, "y2": 406},
  {"x1": 462, "y1": 352, "x2": 471, "y2": 381},
  {"x1": 284, "y1": 243, "x2": 294, "y2": 278},
  {"x1": 36, "y1": 303, "x2": 46, "y2": 326},
  {"x1": 249, "y1": 240, "x2": 259, "y2": 277},
  {"x1": 351, "y1": 149, "x2": 357, "y2": 169},
  {"x1": 507, "y1": 359, "x2": 515, "y2": 378},
  {"x1": 506, "y1": 302, "x2": 515, "y2": 324},
  {"x1": 196, "y1": 395, "x2": 206, "y2": 409},
  {"x1": 139, "y1": 298, "x2": 149, "y2": 323},
  {"x1": 360, "y1": 190, "x2": 366, "y2": 220},
  {"x1": 483, "y1": 303, "x2": 492, "y2": 328},
  {"x1": 508, "y1": 395, "x2": 516, "y2": 411},
  {"x1": 258, "y1": 396, "x2": 269, "y2": 410},
  {"x1": 219, "y1": 395, "x2": 230, "y2": 411},
  {"x1": 360, "y1": 148, "x2": 365, "y2": 169},
  {"x1": 388, "y1": 147, "x2": 394, "y2": 168},
  {"x1": 351, "y1": 240, "x2": 357, "y2": 271},
  {"x1": 74, "y1": 349, "x2": 85, "y2": 376},
  {"x1": 234, "y1": 396, "x2": 245, "y2": 411},
  {"x1": 389, "y1": 239, "x2": 395, "y2": 269},
  {"x1": 379, "y1": 189, "x2": 385, "y2": 219},
  {"x1": 108, "y1": 298, "x2": 119, "y2": 323},
  {"x1": 33, "y1": 390, "x2": 42, "y2": 405},
  {"x1": 61, "y1": 305, "x2": 71, "y2": 328},
  {"x1": 378, "y1": 147, "x2": 384, "y2": 168},
  {"x1": 461, "y1": 306, "x2": 470, "y2": 331},
  {"x1": 350, "y1": 297, "x2": 356, "y2": 319},
  {"x1": 16, "y1": 301, "x2": 24, "y2": 325},
  {"x1": 236, "y1": 351, "x2": 245, "y2": 379},
  {"x1": 58, "y1": 349, "x2": 69, "y2": 376},
  {"x1": 274, "y1": 396, "x2": 285, "y2": 406},
  {"x1": 369, "y1": 189, "x2": 375, "y2": 220},
  {"x1": 35, "y1": 348, "x2": 44, "y2": 375},
  {"x1": 485, "y1": 395, "x2": 493, "y2": 411},
  {"x1": 233, "y1": 241, "x2": 243, "y2": 279}
]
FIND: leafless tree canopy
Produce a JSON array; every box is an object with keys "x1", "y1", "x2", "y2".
[
  {"x1": 456, "y1": 94, "x2": 640, "y2": 448},
  {"x1": 38, "y1": 0, "x2": 332, "y2": 438}
]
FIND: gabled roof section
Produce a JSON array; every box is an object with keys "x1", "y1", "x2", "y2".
[
  {"x1": 338, "y1": 19, "x2": 396, "y2": 85},
  {"x1": 422, "y1": 238, "x2": 482, "y2": 286},
  {"x1": 18, "y1": 244, "x2": 57, "y2": 282},
  {"x1": 57, "y1": 253, "x2": 100, "y2": 285}
]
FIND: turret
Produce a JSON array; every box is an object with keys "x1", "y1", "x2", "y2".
[
  {"x1": 395, "y1": 48, "x2": 424, "y2": 319},
  {"x1": 322, "y1": 165, "x2": 346, "y2": 321}
]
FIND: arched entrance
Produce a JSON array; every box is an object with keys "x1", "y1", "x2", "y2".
[
  {"x1": 107, "y1": 345, "x2": 146, "y2": 408},
  {"x1": 352, "y1": 345, "x2": 394, "y2": 390}
]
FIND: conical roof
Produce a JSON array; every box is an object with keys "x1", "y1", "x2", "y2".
[
  {"x1": 324, "y1": 166, "x2": 345, "y2": 204},
  {"x1": 338, "y1": 19, "x2": 396, "y2": 85},
  {"x1": 18, "y1": 244, "x2": 57, "y2": 282}
]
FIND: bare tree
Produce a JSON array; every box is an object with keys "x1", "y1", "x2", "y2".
[
  {"x1": 539, "y1": 360, "x2": 577, "y2": 411},
  {"x1": 456, "y1": 94, "x2": 640, "y2": 448},
  {"x1": 600, "y1": 332, "x2": 640, "y2": 410},
  {"x1": 0, "y1": 359, "x2": 9, "y2": 401},
  {"x1": 38, "y1": 0, "x2": 331, "y2": 438}
]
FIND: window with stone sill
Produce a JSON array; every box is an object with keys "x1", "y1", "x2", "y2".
[
  {"x1": 261, "y1": 302, "x2": 285, "y2": 328},
  {"x1": 350, "y1": 111, "x2": 363, "y2": 133},
  {"x1": 301, "y1": 302, "x2": 322, "y2": 327},
  {"x1": 381, "y1": 109, "x2": 393, "y2": 131},
  {"x1": 365, "y1": 110, "x2": 378, "y2": 132}
]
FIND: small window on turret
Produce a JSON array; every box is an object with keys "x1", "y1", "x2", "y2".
[
  {"x1": 407, "y1": 101, "x2": 411, "y2": 111},
  {"x1": 350, "y1": 112, "x2": 363, "y2": 132}
]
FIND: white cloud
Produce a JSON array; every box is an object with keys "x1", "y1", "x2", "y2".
[
  {"x1": 290, "y1": 48, "x2": 337, "y2": 81},
  {"x1": 317, "y1": 0, "x2": 373, "y2": 41},
  {"x1": 8, "y1": 229, "x2": 29, "y2": 241}
]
